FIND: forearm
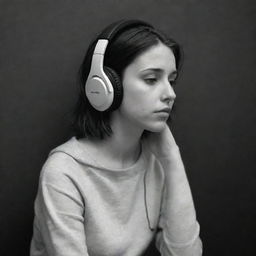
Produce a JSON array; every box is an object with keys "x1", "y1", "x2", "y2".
[{"x1": 158, "y1": 147, "x2": 202, "y2": 254}]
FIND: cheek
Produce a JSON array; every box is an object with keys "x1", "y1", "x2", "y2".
[
  {"x1": 122, "y1": 80, "x2": 150, "y2": 108},
  {"x1": 121, "y1": 89, "x2": 149, "y2": 115},
  {"x1": 121, "y1": 96, "x2": 141, "y2": 115}
]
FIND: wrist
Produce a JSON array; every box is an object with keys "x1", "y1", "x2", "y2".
[
  {"x1": 158, "y1": 146, "x2": 184, "y2": 170},
  {"x1": 158, "y1": 145, "x2": 180, "y2": 160}
]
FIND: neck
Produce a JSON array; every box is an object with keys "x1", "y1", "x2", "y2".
[{"x1": 98, "y1": 111, "x2": 144, "y2": 166}]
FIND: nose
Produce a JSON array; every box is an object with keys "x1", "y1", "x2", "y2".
[{"x1": 160, "y1": 81, "x2": 176, "y2": 104}]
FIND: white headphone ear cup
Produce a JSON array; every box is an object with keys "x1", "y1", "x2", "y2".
[
  {"x1": 85, "y1": 75, "x2": 113, "y2": 111},
  {"x1": 104, "y1": 67, "x2": 123, "y2": 111}
]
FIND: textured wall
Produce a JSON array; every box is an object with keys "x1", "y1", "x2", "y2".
[{"x1": 0, "y1": 0, "x2": 255, "y2": 255}]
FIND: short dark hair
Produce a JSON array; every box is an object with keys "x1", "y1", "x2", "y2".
[{"x1": 73, "y1": 22, "x2": 182, "y2": 140}]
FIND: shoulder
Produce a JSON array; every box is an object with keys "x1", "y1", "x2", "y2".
[{"x1": 39, "y1": 137, "x2": 90, "y2": 186}]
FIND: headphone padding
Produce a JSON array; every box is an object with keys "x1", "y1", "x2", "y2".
[{"x1": 104, "y1": 67, "x2": 123, "y2": 111}]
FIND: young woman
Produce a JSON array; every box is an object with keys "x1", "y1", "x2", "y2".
[{"x1": 30, "y1": 20, "x2": 202, "y2": 256}]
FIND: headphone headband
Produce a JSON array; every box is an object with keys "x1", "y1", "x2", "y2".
[{"x1": 99, "y1": 19, "x2": 153, "y2": 41}]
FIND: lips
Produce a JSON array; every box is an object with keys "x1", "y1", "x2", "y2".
[{"x1": 155, "y1": 107, "x2": 171, "y2": 114}]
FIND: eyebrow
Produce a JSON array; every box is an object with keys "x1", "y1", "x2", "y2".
[{"x1": 140, "y1": 68, "x2": 178, "y2": 77}]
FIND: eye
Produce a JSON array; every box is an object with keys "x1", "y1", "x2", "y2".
[
  {"x1": 168, "y1": 78, "x2": 177, "y2": 88},
  {"x1": 144, "y1": 78, "x2": 157, "y2": 85},
  {"x1": 168, "y1": 72, "x2": 178, "y2": 87}
]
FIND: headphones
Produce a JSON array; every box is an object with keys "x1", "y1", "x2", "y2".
[{"x1": 85, "y1": 19, "x2": 153, "y2": 112}]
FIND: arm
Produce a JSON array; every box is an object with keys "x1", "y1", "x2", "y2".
[
  {"x1": 31, "y1": 160, "x2": 89, "y2": 256},
  {"x1": 146, "y1": 125, "x2": 203, "y2": 255}
]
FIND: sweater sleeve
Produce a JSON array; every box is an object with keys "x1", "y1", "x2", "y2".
[
  {"x1": 155, "y1": 148, "x2": 203, "y2": 256},
  {"x1": 30, "y1": 159, "x2": 89, "y2": 256}
]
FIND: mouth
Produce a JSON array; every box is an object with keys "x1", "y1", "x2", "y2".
[{"x1": 154, "y1": 107, "x2": 171, "y2": 114}]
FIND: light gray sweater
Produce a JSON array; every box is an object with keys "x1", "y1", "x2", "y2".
[{"x1": 30, "y1": 137, "x2": 202, "y2": 256}]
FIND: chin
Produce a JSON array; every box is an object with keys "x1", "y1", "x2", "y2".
[{"x1": 144, "y1": 121, "x2": 167, "y2": 133}]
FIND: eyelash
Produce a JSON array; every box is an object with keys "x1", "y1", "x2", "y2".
[
  {"x1": 144, "y1": 78, "x2": 176, "y2": 87},
  {"x1": 169, "y1": 80, "x2": 176, "y2": 86},
  {"x1": 144, "y1": 78, "x2": 157, "y2": 85}
]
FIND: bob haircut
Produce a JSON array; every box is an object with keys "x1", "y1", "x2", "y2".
[{"x1": 73, "y1": 22, "x2": 183, "y2": 140}]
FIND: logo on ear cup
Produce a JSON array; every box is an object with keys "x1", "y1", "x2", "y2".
[{"x1": 86, "y1": 76, "x2": 114, "y2": 110}]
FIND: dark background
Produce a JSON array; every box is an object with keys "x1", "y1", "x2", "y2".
[{"x1": 1, "y1": 0, "x2": 255, "y2": 255}]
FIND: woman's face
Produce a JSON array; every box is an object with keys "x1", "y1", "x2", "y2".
[{"x1": 118, "y1": 42, "x2": 177, "y2": 133}]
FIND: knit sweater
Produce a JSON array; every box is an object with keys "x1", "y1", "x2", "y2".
[{"x1": 30, "y1": 137, "x2": 202, "y2": 256}]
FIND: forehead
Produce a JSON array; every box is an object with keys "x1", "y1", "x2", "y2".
[{"x1": 132, "y1": 43, "x2": 176, "y2": 72}]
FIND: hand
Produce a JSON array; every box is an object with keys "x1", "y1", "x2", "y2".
[{"x1": 144, "y1": 124, "x2": 180, "y2": 159}]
